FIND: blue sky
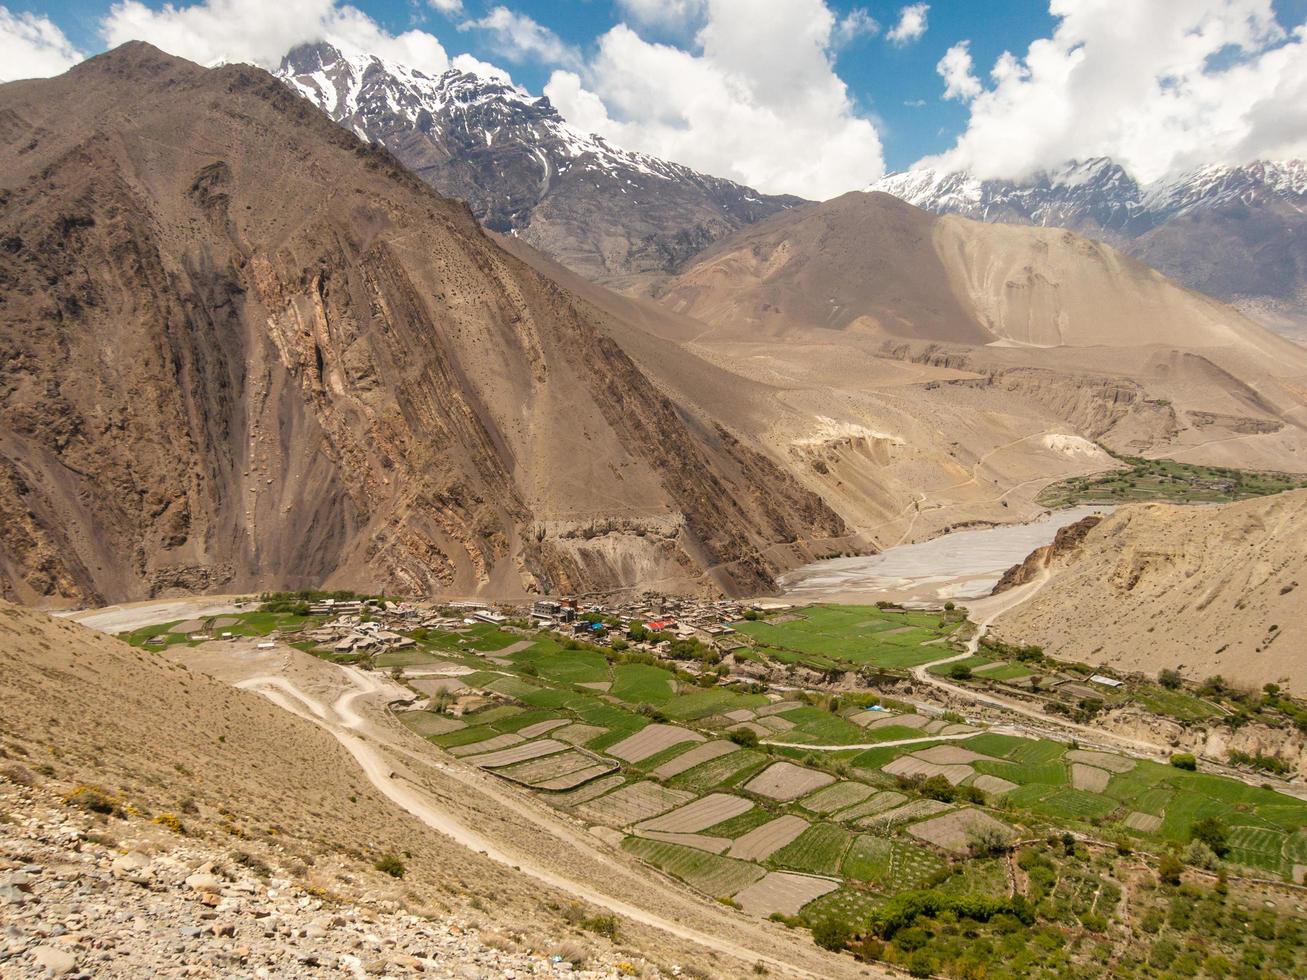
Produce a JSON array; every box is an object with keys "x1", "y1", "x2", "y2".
[{"x1": 7, "y1": 1, "x2": 1307, "y2": 197}]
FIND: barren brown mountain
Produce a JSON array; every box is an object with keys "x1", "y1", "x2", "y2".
[
  {"x1": 0, "y1": 43, "x2": 848, "y2": 606},
  {"x1": 989, "y1": 491, "x2": 1307, "y2": 693},
  {"x1": 623, "y1": 192, "x2": 1307, "y2": 545}
]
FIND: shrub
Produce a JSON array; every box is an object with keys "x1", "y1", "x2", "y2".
[
  {"x1": 949, "y1": 665, "x2": 972, "y2": 681},
  {"x1": 811, "y1": 919, "x2": 851, "y2": 952},
  {"x1": 1170, "y1": 752, "x2": 1197, "y2": 771},
  {"x1": 152, "y1": 812, "x2": 185, "y2": 834},
  {"x1": 374, "y1": 854, "x2": 405, "y2": 878},
  {"x1": 1157, "y1": 854, "x2": 1183, "y2": 886},
  {"x1": 64, "y1": 785, "x2": 119, "y2": 815},
  {"x1": 728, "y1": 728, "x2": 759, "y2": 748},
  {"x1": 580, "y1": 913, "x2": 619, "y2": 940},
  {"x1": 1158, "y1": 669, "x2": 1183, "y2": 689}
]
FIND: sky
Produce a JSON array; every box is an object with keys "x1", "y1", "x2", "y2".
[{"x1": 5, "y1": 0, "x2": 1307, "y2": 199}]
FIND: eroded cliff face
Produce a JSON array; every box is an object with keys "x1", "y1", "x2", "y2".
[
  {"x1": 992, "y1": 515, "x2": 1105, "y2": 594},
  {"x1": 0, "y1": 44, "x2": 844, "y2": 604}
]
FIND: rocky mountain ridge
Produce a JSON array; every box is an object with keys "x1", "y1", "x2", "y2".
[
  {"x1": 276, "y1": 42, "x2": 802, "y2": 282},
  {"x1": 871, "y1": 159, "x2": 1307, "y2": 340},
  {"x1": 0, "y1": 42, "x2": 844, "y2": 605}
]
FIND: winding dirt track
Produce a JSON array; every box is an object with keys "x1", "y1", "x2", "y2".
[{"x1": 235, "y1": 667, "x2": 850, "y2": 979}]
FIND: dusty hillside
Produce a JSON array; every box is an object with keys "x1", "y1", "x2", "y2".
[
  {"x1": 990, "y1": 491, "x2": 1307, "y2": 692},
  {"x1": 655, "y1": 191, "x2": 1303, "y2": 356},
  {"x1": 0, "y1": 43, "x2": 846, "y2": 606},
  {"x1": 630, "y1": 192, "x2": 1307, "y2": 537},
  {"x1": 0, "y1": 601, "x2": 864, "y2": 976}
]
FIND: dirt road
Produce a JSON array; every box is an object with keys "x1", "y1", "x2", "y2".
[{"x1": 234, "y1": 664, "x2": 853, "y2": 979}]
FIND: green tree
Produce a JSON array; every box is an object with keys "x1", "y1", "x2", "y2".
[{"x1": 1190, "y1": 817, "x2": 1230, "y2": 857}]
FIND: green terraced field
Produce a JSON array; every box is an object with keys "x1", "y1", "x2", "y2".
[
  {"x1": 842, "y1": 835, "x2": 945, "y2": 891},
  {"x1": 771, "y1": 823, "x2": 854, "y2": 875},
  {"x1": 659, "y1": 688, "x2": 770, "y2": 721},
  {"x1": 667, "y1": 749, "x2": 769, "y2": 793},
  {"x1": 733, "y1": 605, "x2": 955, "y2": 670},
  {"x1": 975, "y1": 662, "x2": 1034, "y2": 682},
  {"x1": 512, "y1": 645, "x2": 609, "y2": 685},
  {"x1": 623, "y1": 838, "x2": 765, "y2": 897},
  {"x1": 799, "y1": 887, "x2": 883, "y2": 929},
  {"x1": 608, "y1": 663, "x2": 677, "y2": 704},
  {"x1": 928, "y1": 654, "x2": 993, "y2": 676},
  {"x1": 772, "y1": 706, "x2": 869, "y2": 745},
  {"x1": 702, "y1": 806, "x2": 776, "y2": 839}
]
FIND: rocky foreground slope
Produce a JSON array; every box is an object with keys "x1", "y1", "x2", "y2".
[
  {"x1": 276, "y1": 43, "x2": 801, "y2": 282},
  {"x1": 989, "y1": 490, "x2": 1307, "y2": 692},
  {"x1": 0, "y1": 43, "x2": 845, "y2": 606}
]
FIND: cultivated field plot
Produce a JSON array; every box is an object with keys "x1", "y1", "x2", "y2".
[
  {"x1": 575, "y1": 781, "x2": 695, "y2": 827},
  {"x1": 1124, "y1": 810, "x2": 1164, "y2": 833},
  {"x1": 609, "y1": 663, "x2": 677, "y2": 704},
  {"x1": 861, "y1": 799, "x2": 953, "y2": 830},
  {"x1": 849, "y1": 708, "x2": 899, "y2": 726},
  {"x1": 667, "y1": 749, "x2": 767, "y2": 793},
  {"x1": 733, "y1": 604, "x2": 953, "y2": 670},
  {"x1": 624, "y1": 838, "x2": 766, "y2": 897},
  {"x1": 1066, "y1": 749, "x2": 1136, "y2": 774},
  {"x1": 971, "y1": 774, "x2": 1018, "y2": 795},
  {"x1": 549, "y1": 774, "x2": 625, "y2": 807},
  {"x1": 906, "y1": 808, "x2": 1016, "y2": 854},
  {"x1": 800, "y1": 781, "x2": 875, "y2": 814},
  {"x1": 771, "y1": 823, "x2": 853, "y2": 876},
  {"x1": 605, "y1": 724, "x2": 704, "y2": 763},
  {"x1": 637, "y1": 793, "x2": 753, "y2": 834},
  {"x1": 553, "y1": 723, "x2": 609, "y2": 746},
  {"x1": 744, "y1": 762, "x2": 835, "y2": 801},
  {"x1": 632, "y1": 830, "x2": 732, "y2": 854},
  {"x1": 866, "y1": 713, "x2": 931, "y2": 731},
  {"x1": 495, "y1": 748, "x2": 612, "y2": 788},
  {"x1": 650, "y1": 740, "x2": 738, "y2": 780},
  {"x1": 1070, "y1": 764, "x2": 1112, "y2": 793},
  {"x1": 728, "y1": 815, "x2": 810, "y2": 861},
  {"x1": 757, "y1": 700, "x2": 804, "y2": 717},
  {"x1": 836, "y1": 791, "x2": 909, "y2": 821},
  {"x1": 842, "y1": 835, "x2": 946, "y2": 892},
  {"x1": 913, "y1": 745, "x2": 996, "y2": 766},
  {"x1": 883, "y1": 755, "x2": 974, "y2": 786},
  {"x1": 467, "y1": 738, "x2": 568, "y2": 769},
  {"x1": 397, "y1": 711, "x2": 466, "y2": 737},
  {"x1": 732, "y1": 872, "x2": 839, "y2": 917},
  {"x1": 517, "y1": 718, "x2": 571, "y2": 738},
  {"x1": 447, "y1": 733, "x2": 523, "y2": 757}
]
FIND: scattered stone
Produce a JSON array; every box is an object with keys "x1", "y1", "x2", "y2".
[{"x1": 29, "y1": 945, "x2": 77, "y2": 975}]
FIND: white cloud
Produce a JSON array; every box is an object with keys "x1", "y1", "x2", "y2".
[
  {"x1": 427, "y1": 0, "x2": 462, "y2": 13},
  {"x1": 0, "y1": 6, "x2": 84, "y2": 81},
  {"x1": 922, "y1": 0, "x2": 1307, "y2": 183},
  {"x1": 885, "y1": 3, "x2": 928, "y2": 46},
  {"x1": 834, "y1": 8, "x2": 878, "y2": 47},
  {"x1": 459, "y1": 6, "x2": 578, "y2": 67},
  {"x1": 937, "y1": 40, "x2": 980, "y2": 100},
  {"x1": 615, "y1": 0, "x2": 707, "y2": 32},
  {"x1": 101, "y1": 0, "x2": 450, "y2": 73},
  {"x1": 544, "y1": 0, "x2": 884, "y2": 199}
]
